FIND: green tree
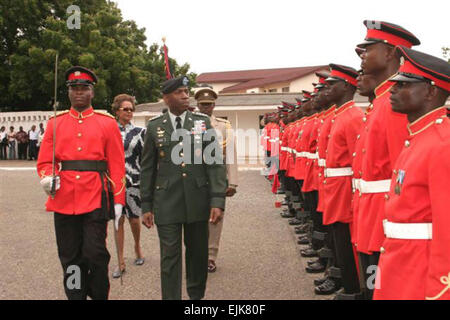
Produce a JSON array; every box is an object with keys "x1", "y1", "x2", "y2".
[{"x1": 0, "y1": 0, "x2": 195, "y2": 111}]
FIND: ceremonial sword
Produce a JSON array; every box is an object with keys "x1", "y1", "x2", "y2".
[{"x1": 50, "y1": 52, "x2": 59, "y2": 199}]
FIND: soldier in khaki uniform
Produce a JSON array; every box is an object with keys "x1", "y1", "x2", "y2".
[{"x1": 194, "y1": 86, "x2": 238, "y2": 273}]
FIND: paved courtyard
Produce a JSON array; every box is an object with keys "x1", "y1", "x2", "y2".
[{"x1": 0, "y1": 161, "x2": 325, "y2": 300}]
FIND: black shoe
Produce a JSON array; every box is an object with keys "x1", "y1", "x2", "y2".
[
  {"x1": 307, "y1": 258, "x2": 321, "y2": 266},
  {"x1": 295, "y1": 228, "x2": 307, "y2": 235},
  {"x1": 315, "y1": 278, "x2": 340, "y2": 295},
  {"x1": 300, "y1": 247, "x2": 318, "y2": 257},
  {"x1": 297, "y1": 236, "x2": 310, "y2": 245},
  {"x1": 280, "y1": 211, "x2": 295, "y2": 218},
  {"x1": 289, "y1": 218, "x2": 302, "y2": 226},
  {"x1": 295, "y1": 223, "x2": 309, "y2": 232},
  {"x1": 276, "y1": 189, "x2": 285, "y2": 194},
  {"x1": 305, "y1": 261, "x2": 326, "y2": 273},
  {"x1": 334, "y1": 290, "x2": 365, "y2": 300},
  {"x1": 314, "y1": 275, "x2": 329, "y2": 286},
  {"x1": 281, "y1": 200, "x2": 288, "y2": 206}
]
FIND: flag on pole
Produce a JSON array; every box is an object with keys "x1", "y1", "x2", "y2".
[{"x1": 162, "y1": 37, "x2": 172, "y2": 80}]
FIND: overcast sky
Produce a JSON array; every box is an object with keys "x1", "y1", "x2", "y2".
[{"x1": 114, "y1": 0, "x2": 449, "y2": 75}]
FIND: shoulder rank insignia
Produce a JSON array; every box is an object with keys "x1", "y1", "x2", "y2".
[
  {"x1": 49, "y1": 110, "x2": 69, "y2": 119},
  {"x1": 94, "y1": 110, "x2": 115, "y2": 119},
  {"x1": 192, "y1": 111, "x2": 208, "y2": 118},
  {"x1": 215, "y1": 117, "x2": 229, "y2": 123},
  {"x1": 150, "y1": 114, "x2": 163, "y2": 122}
]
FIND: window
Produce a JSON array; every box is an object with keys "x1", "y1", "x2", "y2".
[
  {"x1": 282, "y1": 87, "x2": 290, "y2": 92},
  {"x1": 268, "y1": 88, "x2": 277, "y2": 93}
]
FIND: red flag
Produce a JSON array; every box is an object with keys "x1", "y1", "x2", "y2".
[{"x1": 163, "y1": 42, "x2": 172, "y2": 80}]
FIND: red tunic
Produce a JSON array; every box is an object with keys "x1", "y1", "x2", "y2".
[
  {"x1": 374, "y1": 107, "x2": 450, "y2": 300},
  {"x1": 316, "y1": 106, "x2": 336, "y2": 212},
  {"x1": 269, "y1": 123, "x2": 280, "y2": 157},
  {"x1": 323, "y1": 101, "x2": 363, "y2": 225},
  {"x1": 37, "y1": 107, "x2": 126, "y2": 214},
  {"x1": 357, "y1": 80, "x2": 409, "y2": 253},
  {"x1": 294, "y1": 116, "x2": 313, "y2": 181},
  {"x1": 287, "y1": 120, "x2": 301, "y2": 177},
  {"x1": 351, "y1": 104, "x2": 373, "y2": 246},
  {"x1": 302, "y1": 113, "x2": 322, "y2": 192},
  {"x1": 280, "y1": 123, "x2": 292, "y2": 171}
]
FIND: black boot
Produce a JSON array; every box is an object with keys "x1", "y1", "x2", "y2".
[
  {"x1": 305, "y1": 261, "x2": 326, "y2": 273},
  {"x1": 315, "y1": 278, "x2": 341, "y2": 295},
  {"x1": 300, "y1": 247, "x2": 318, "y2": 257}
]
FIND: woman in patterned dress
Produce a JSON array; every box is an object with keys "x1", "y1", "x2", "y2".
[{"x1": 111, "y1": 94, "x2": 146, "y2": 278}]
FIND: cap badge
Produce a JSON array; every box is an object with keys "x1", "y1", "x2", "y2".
[
  {"x1": 400, "y1": 57, "x2": 405, "y2": 66},
  {"x1": 182, "y1": 77, "x2": 189, "y2": 86},
  {"x1": 74, "y1": 71, "x2": 81, "y2": 76}
]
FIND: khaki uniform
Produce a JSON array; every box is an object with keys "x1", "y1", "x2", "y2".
[{"x1": 209, "y1": 115, "x2": 238, "y2": 261}]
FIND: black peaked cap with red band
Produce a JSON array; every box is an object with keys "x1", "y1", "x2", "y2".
[
  {"x1": 355, "y1": 46, "x2": 365, "y2": 57},
  {"x1": 391, "y1": 46, "x2": 450, "y2": 93},
  {"x1": 358, "y1": 20, "x2": 420, "y2": 48},
  {"x1": 315, "y1": 70, "x2": 330, "y2": 88},
  {"x1": 301, "y1": 90, "x2": 312, "y2": 102},
  {"x1": 326, "y1": 64, "x2": 359, "y2": 87},
  {"x1": 65, "y1": 66, "x2": 98, "y2": 86}
]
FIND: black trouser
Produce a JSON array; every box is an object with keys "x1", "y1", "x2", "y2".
[
  {"x1": 29, "y1": 140, "x2": 37, "y2": 159},
  {"x1": 359, "y1": 252, "x2": 380, "y2": 300},
  {"x1": 157, "y1": 221, "x2": 209, "y2": 300},
  {"x1": 0, "y1": 143, "x2": 6, "y2": 159},
  {"x1": 18, "y1": 142, "x2": 28, "y2": 160},
  {"x1": 54, "y1": 210, "x2": 110, "y2": 300},
  {"x1": 331, "y1": 222, "x2": 359, "y2": 294},
  {"x1": 278, "y1": 170, "x2": 286, "y2": 191},
  {"x1": 265, "y1": 150, "x2": 271, "y2": 168},
  {"x1": 310, "y1": 191, "x2": 326, "y2": 250}
]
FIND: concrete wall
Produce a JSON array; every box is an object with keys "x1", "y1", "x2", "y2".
[{"x1": 0, "y1": 111, "x2": 53, "y2": 132}]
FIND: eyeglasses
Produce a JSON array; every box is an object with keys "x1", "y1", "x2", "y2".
[{"x1": 120, "y1": 108, "x2": 134, "y2": 113}]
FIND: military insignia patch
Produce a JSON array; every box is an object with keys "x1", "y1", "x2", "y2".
[
  {"x1": 192, "y1": 120, "x2": 206, "y2": 135},
  {"x1": 395, "y1": 169, "x2": 405, "y2": 195}
]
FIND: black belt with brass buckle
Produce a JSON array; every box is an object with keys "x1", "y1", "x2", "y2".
[
  {"x1": 61, "y1": 160, "x2": 107, "y2": 172},
  {"x1": 60, "y1": 160, "x2": 113, "y2": 220}
]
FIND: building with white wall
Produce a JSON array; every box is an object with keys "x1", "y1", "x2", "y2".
[{"x1": 196, "y1": 66, "x2": 328, "y2": 94}]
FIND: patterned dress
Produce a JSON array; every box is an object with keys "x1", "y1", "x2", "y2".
[{"x1": 118, "y1": 122, "x2": 146, "y2": 218}]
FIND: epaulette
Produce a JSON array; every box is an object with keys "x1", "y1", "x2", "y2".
[
  {"x1": 49, "y1": 110, "x2": 69, "y2": 119},
  {"x1": 94, "y1": 110, "x2": 115, "y2": 119},
  {"x1": 192, "y1": 112, "x2": 208, "y2": 118},
  {"x1": 215, "y1": 117, "x2": 230, "y2": 124},
  {"x1": 149, "y1": 114, "x2": 163, "y2": 122}
]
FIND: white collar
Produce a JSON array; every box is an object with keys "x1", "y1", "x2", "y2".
[{"x1": 168, "y1": 110, "x2": 187, "y2": 130}]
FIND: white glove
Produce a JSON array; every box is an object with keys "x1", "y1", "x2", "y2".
[
  {"x1": 40, "y1": 176, "x2": 60, "y2": 196},
  {"x1": 114, "y1": 204, "x2": 123, "y2": 231}
]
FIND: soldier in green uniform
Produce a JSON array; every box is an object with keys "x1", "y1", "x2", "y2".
[{"x1": 140, "y1": 76, "x2": 227, "y2": 300}]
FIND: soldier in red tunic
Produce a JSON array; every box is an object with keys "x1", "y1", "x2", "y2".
[
  {"x1": 373, "y1": 47, "x2": 450, "y2": 300},
  {"x1": 354, "y1": 21, "x2": 420, "y2": 298},
  {"x1": 37, "y1": 66, "x2": 126, "y2": 300},
  {"x1": 322, "y1": 64, "x2": 363, "y2": 299}
]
